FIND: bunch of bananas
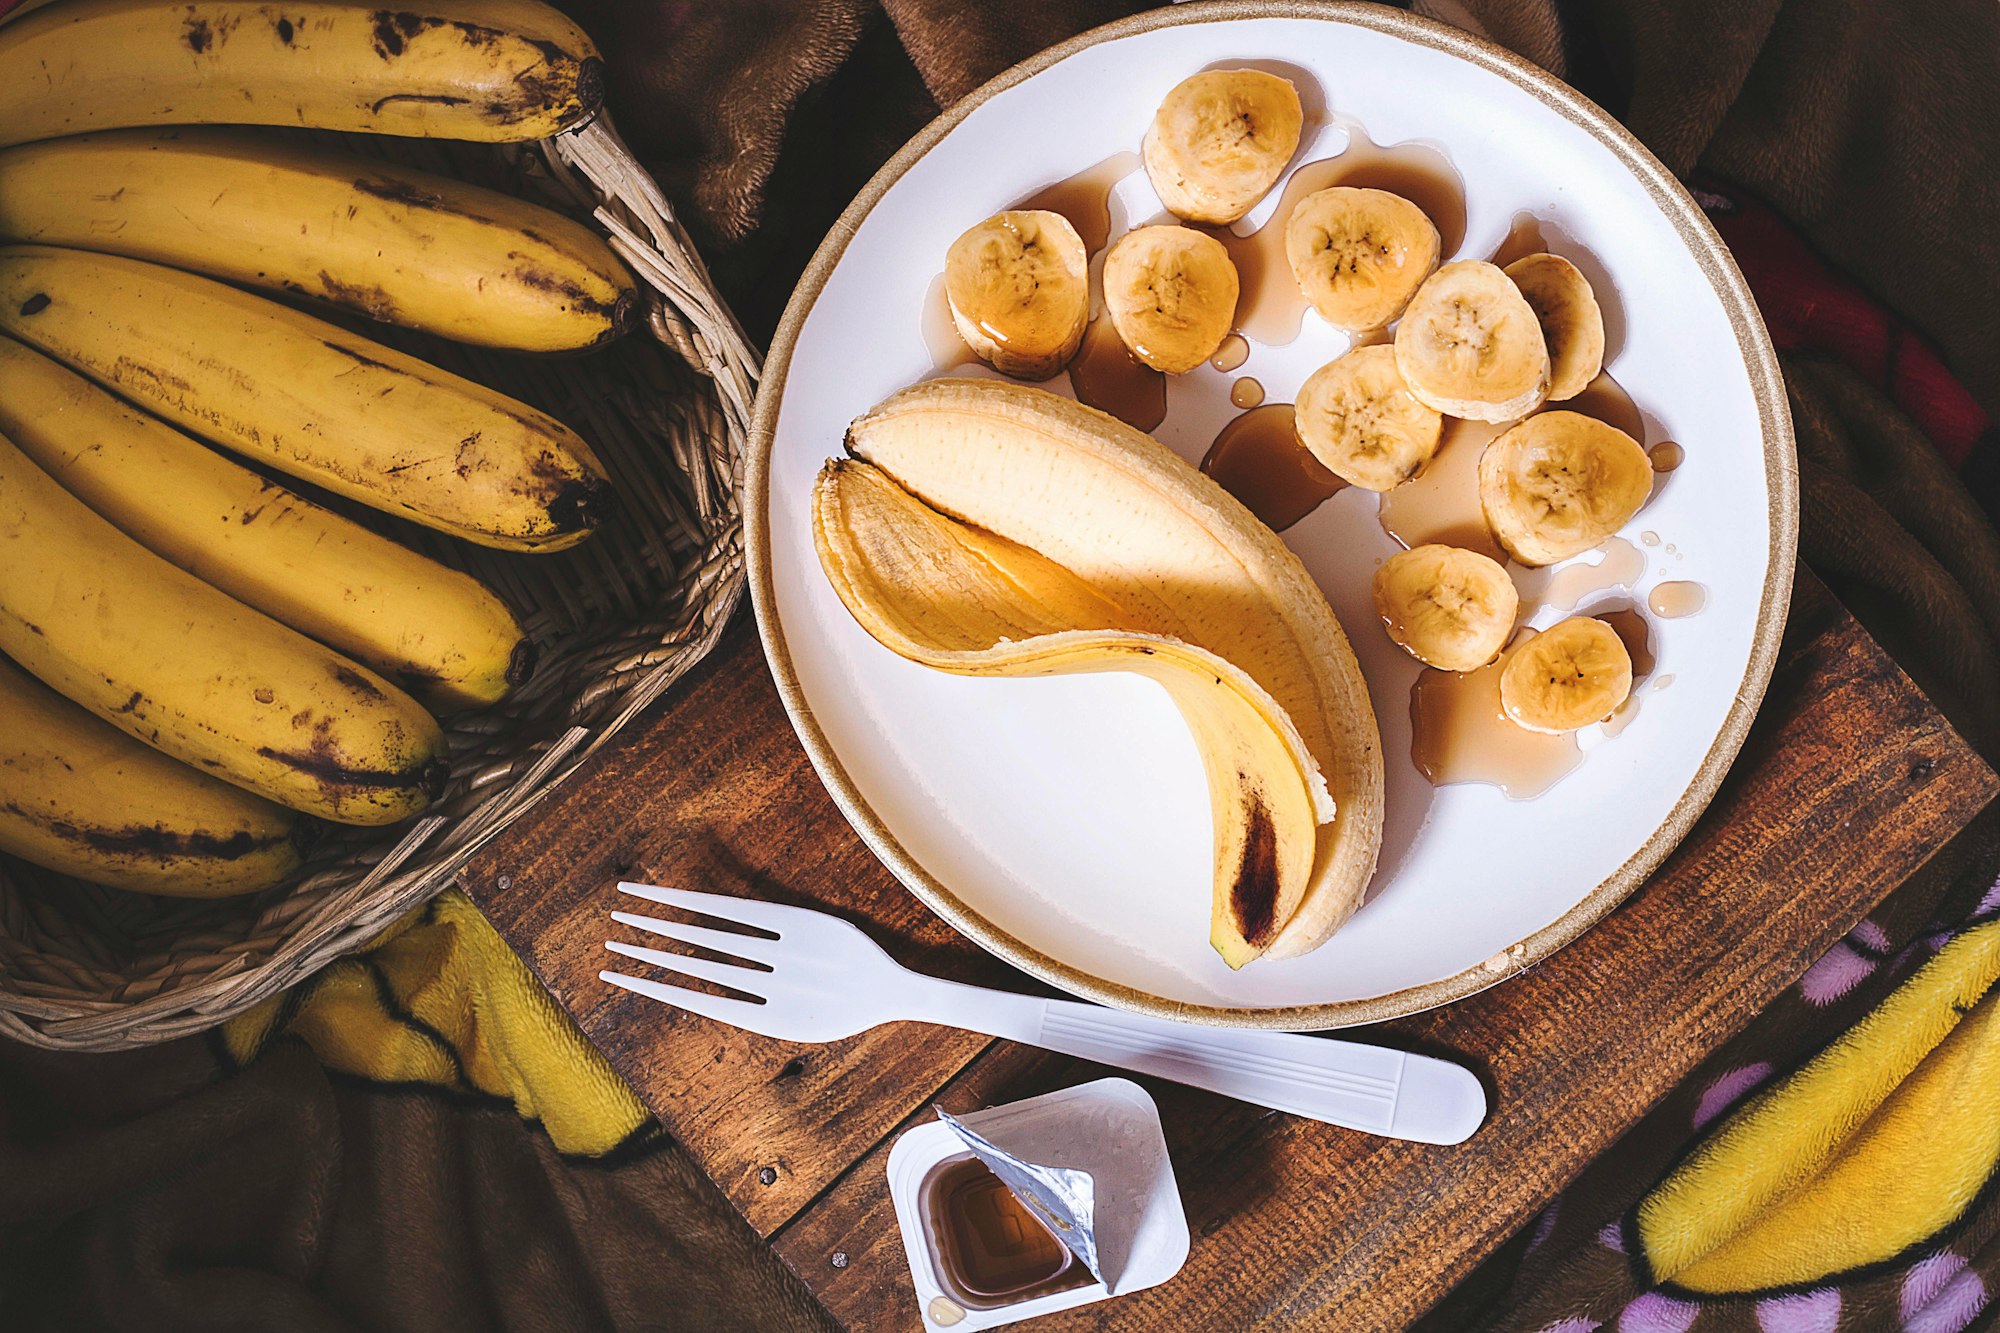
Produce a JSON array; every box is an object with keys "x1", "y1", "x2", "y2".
[{"x1": 0, "y1": 0, "x2": 636, "y2": 897}]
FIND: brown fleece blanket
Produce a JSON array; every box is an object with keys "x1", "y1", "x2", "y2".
[{"x1": 3, "y1": 2, "x2": 1997, "y2": 1331}]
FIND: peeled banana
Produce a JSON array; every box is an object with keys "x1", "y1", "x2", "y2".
[
  {"x1": 0, "y1": 429, "x2": 447, "y2": 825},
  {"x1": 1373, "y1": 545, "x2": 1519, "y2": 672},
  {"x1": 1293, "y1": 344, "x2": 1442, "y2": 491},
  {"x1": 838, "y1": 378, "x2": 1383, "y2": 965},
  {"x1": 1499, "y1": 617, "x2": 1632, "y2": 732},
  {"x1": 1478, "y1": 410, "x2": 1653, "y2": 565},
  {"x1": 0, "y1": 0, "x2": 603, "y2": 148},
  {"x1": 0, "y1": 129, "x2": 637, "y2": 352},
  {"x1": 1505, "y1": 253, "x2": 1604, "y2": 401},
  {"x1": 1144, "y1": 69, "x2": 1303, "y2": 225},
  {"x1": 815, "y1": 458, "x2": 1331, "y2": 968},
  {"x1": 0, "y1": 335, "x2": 530, "y2": 709},
  {"x1": 944, "y1": 211, "x2": 1088, "y2": 380},
  {"x1": 1286, "y1": 187, "x2": 1441, "y2": 334},
  {"x1": 0, "y1": 656, "x2": 304, "y2": 897},
  {"x1": 1102, "y1": 225, "x2": 1239, "y2": 374},
  {"x1": 1395, "y1": 259, "x2": 1550, "y2": 421},
  {"x1": 0, "y1": 245, "x2": 611, "y2": 551}
]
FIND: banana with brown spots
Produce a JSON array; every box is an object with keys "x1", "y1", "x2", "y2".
[
  {"x1": 0, "y1": 0, "x2": 603, "y2": 148},
  {"x1": 0, "y1": 429, "x2": 447, "y2": 825},
  {"x1": 0, "y1": 656, "x2": 306, "y2": 896},
  {"x1": 0, "y1": 246, "x2": 613, "y2": 551},
  {"x1": 0, "y1": 129, "x2": 637, "y2": 352}
]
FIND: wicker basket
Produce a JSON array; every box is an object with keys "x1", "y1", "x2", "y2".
[{"x1": 0, "y1": 117, "x2": 759, "y2": 1051}]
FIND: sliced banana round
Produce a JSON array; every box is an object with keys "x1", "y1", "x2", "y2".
[
  {"x1": 1143, "y1": 69, "x2": 1304, "y2": 225},
  {"x1": 944, "y1": 209, "x2": 1089, "y2": 380},
  {"x1": 1102, "y1": 224, "x2": 1240, "y2": 374},
  {"x1": 1478, "y1": 410, "x2": 1653, "y2": 565},
  {"x1": 1504, "y1": 253, "x2": 1605, "y2": 401},
  {"x1": 1373, "y1": 544, "x2": 1519, "y2": 672},
  {"x1": 1294, "y1": 344, "x2": 1443, "y2": 491},
  {"x1": 1285, "y1": 186, "x2": 1441, "y2": 334},
  {"x1": 1394, "y1": 259, "x2": 1550, "y2": 421},
  {"x1": 1499, "y1": 617, "x2": 1633, "y2": 733}
]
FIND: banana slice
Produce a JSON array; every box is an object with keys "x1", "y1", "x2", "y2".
[
  {"x1": 1504, "y1": 253, "x2": 1605, "y2": 401},
  {"x1": 1285, "y1": 187, "x2": 1441, "y2": 333},
  {"x1": 1102, "y1": 225, "x2": 1240, "y2": 374},
  {"x1": 1293, "y1": 344, "x2": 1443, "y2": 491},
  {"x1": 1478, "y1": 410, "x2": 1653, "y2": 565},
  {"x1": 1373, "y1": 544, "x2": 1519, "y2": 672},
  {"x1": 1499, "y1": 617, "x2": 1633, "y2": 732},
  {"x1": 944, "y1": 210, "x2": 1089, "y2": 380},
  {"x1": 1143, "y1": 69, "x2": 1303, "y2": 225},
  {"x1": 1394, "y1": 259, "x2": 1550, "y2": 421}
]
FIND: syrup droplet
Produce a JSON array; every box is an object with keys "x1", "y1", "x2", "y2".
[
  {"x1": 1376, "y1": 416, "x2": 1508, "y2": 561},
  {"x1": 1654, "y1": 673, "x2": 1676, "y2": 691},
  {"x1": 1230, "y1": 376, "x2": 1265, "y2": 409},
  {"x1": 1648, "y1": 581, "x2": 1706, "y2": 618},
  {"x1": 1200, "y1": 403, "x2": 1342, "y2": 531},
  {"x1": 1210, "y1": 332, "x2": 1250, "y2": 372},
  {"x1": 1068, "y1": 316, "x2": 1165, "y2": 431},
  {"x1": 1409, "y1": 633, "x2": 1583, "y2": 799},
  {"x1": 1649, "y1": 441, "x2": 1684, "y2": 472},
  {"x1": 1013, "y1": 149, "x2": 1144, "y2": 255},
  {"x1": 1640, "y1": 531, "x2": 1661, "y2": 548}
]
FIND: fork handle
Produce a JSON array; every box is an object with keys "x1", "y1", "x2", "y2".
[{"x1": 913, "y1": 982, "x2": 1486, "y2": 1145}]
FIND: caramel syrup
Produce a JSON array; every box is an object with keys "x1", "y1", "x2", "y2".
[
  {"x1": 1648, "y1": 580, "x2": 1707, "y2": 618},
  {"x1": 1230, "y1": 376, "x2": 1266, "y2": 409},
  {"x1": 1649, "y1": 441, "x2": 1685, "y2": 472},
  {"x1": 927, "y1": 1156, "x2": 1084, "y2": 1306},
  {"x1": 1211, "y1": 333, "x2": 1250, "y2": 372},
  {"x1": 1014, "y1": 150, "x2": 1144, "y2": 255},
  {"x1": 1375, "y1": 416, "x2": 1509, "y2": 561},
  {"x1": 1640, "y1": 531, "x2": 1661, "y2": 548},
  {"x1": 1559, "y1": 370, "x2": 1646, "y2": 440},
  {"x1": 1200, "y1": 403, "x2": 1343, "y2": 531},
  {"x1": 1489, "y1": 212, "x2": 1550, "y2": 268},
  {"x1": 1215, "y1": 123, "x2": 1466, "y2": 347},
  {"x1": 1527, "y1": 536, "x2": 1645, "y2": 617},
  {"x1": 1408, "y1": 630, "x2": 1583, "y2": 799},
  {"x1": 1069, "y1": 315, "x2": 1166, "y2": 431}
]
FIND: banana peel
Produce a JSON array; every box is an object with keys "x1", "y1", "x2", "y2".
[{"x1": 817, "y1": 378, "x2": 1384, "y2": 967}]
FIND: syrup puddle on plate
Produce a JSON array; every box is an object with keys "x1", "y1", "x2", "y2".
[
  {"x1": 1409, "y1": 629, "x2": 1582, "y2": 800},
  {"x1": 1015, "y1": 149, "x2": 1142, "y2": 254},
  {"x1": 1521, "y1": 537, "x2": 1646, "y2": 617},
  {"x1": 1068, "y1": 315, "x2": 1165, "y2": 431},
  {"x1": 1199, "y1": 403, "x2": 1342, "y2": 532},
  {"x1": 1376, "y1": 416, "x2": 1508, "y2": 561}
]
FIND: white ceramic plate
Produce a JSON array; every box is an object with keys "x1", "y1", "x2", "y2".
[{"x1": 747, "y1": 1, "x2": 1796, "y2": 1027}]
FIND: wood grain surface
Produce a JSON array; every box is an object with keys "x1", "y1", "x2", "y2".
[{"x1": 465, "y1": 573, "x2": 1997, "y2": 1330}]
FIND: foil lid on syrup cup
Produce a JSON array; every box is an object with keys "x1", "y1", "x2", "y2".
[{"x1": 886, "y1": 1078, "x2": 1190, "y2": 1330}]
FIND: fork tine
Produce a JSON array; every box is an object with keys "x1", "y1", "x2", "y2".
[
  {"x1": 604, "y1": 939, "x2": 771, "y2": 994},
  {"x1": 599, "y1": 968, "x2": 766, "y2": 1026},
  {"x1": 616, "y1": 881, "x2": 796, "y2": 934},
  {"x1": 610, "y1": 910, "x2": 783, "y2": 967}
]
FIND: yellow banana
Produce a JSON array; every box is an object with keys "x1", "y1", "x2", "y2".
[
  {"x1": 0, "y1": 428, "x2": 447, "y2": 825},
  {"x1": 0, "y1": 245, "x2": 612, "y2": 551},
  {"x1": 0, "y1": 0, "x2": 603, "y2": 148},
  {"x1": 0, "y1": 656, "x2": 304, "y2": 897},
  {"x1": 838, "y1": 378, "x2": 1383, "y2": 965},
  {"x1": 0, "y1": 129, "x2": 637, "y2": 352},
  {"x1": 0, "y1": 335, "x2": 530, "y2": 708},
  {"x1": 814, "y1": 458, "x2": 1331, "y2": 968}
]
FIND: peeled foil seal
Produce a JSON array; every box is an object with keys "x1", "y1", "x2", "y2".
[{"x1": 935, "y1": 1105, "x2": 1102, "y2": 1284}]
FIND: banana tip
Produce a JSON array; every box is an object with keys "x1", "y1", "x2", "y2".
[
  {"x1": 506, "y1": 637, "x2": 540, "y2": 688},
  {"x1": 419, "y1": 759, "x2": 452, "y2": 802},
  {"x1": 549, "y1": 476, "x2": 618, "y2": 533}
]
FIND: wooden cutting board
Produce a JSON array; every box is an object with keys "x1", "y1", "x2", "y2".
[{"x1": 463, "y1": 572, "x2": 1996, "y2": 1331}]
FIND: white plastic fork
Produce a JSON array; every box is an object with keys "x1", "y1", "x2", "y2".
[{"x1": 600, "y1": 881, "x2": 1487, "y2": 1145}]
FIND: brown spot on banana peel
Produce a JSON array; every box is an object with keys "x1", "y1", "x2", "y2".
[
  {"x1": 2, "y1": 800, "x2": 291, "y2": 863},
  {"x1": 254, "y1": 744, "x2": 449, "y2": 802},
  {"x1": 316, "y1": 271, "x2": 400, "y2": 321},
  {"x1": 504, "y1": 637, "x2": 538, "y2": 688},
  {"x1": 1228, "y1": 791, "x2": 1281, "y2": 949},
  {"x1": 18, "y1": 294, "x2": 49, "y2": 316},
  {"x1": 331, "y1": 665, "x2": 387, "y2": 702}
]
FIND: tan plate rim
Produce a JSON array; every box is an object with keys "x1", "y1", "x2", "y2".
[{"x1": 745, "y1": 0, "x2": 1799, "y2": 1029}]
